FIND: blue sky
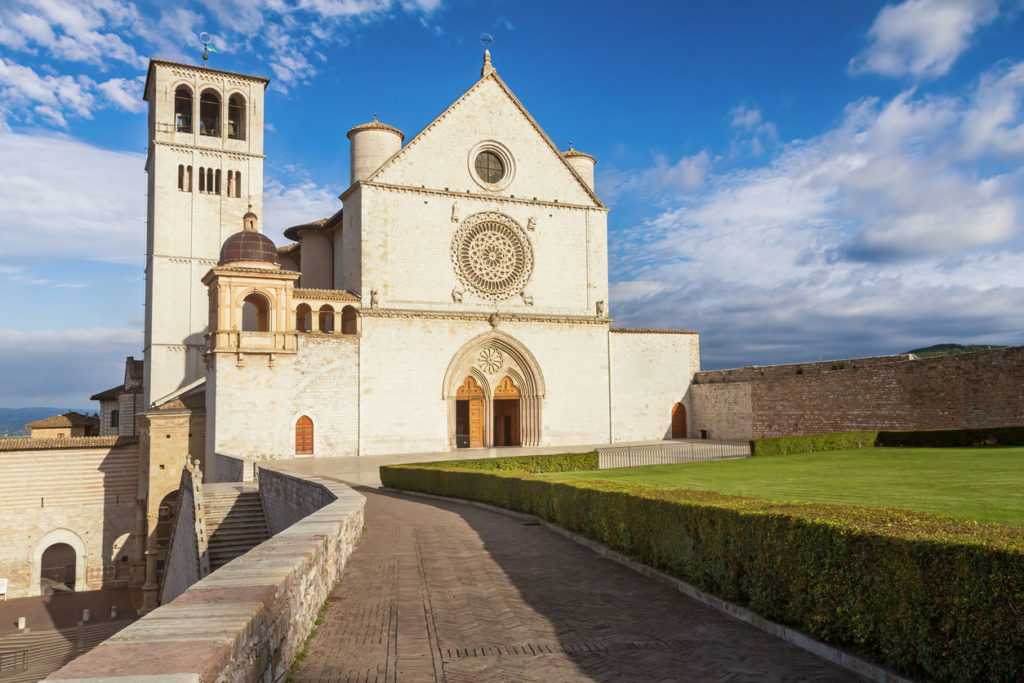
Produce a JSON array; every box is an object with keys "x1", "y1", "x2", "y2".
[{"x1": 1, "y1": 0, "x2": 1024, "y2": 407}]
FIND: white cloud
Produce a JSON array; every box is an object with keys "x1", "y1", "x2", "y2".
[
  {"x1": 0, "y1": 0, "x2": 142, "y2": 68},
  {"x1": 0, "y1": 130, "x2": 144, "y2": 263},
  {"x1": 263, "y1": 174, "x2": 341, "y2": 244},
  {"x1": 611, "y1": 60, "x2": 1024, "y2": 367},
  {"x1": 97, "y1": 76, "x2": 146, "y2": 113},
  {"x1": 851, "y1": 0, "x2": 1001, "y2": 79}
]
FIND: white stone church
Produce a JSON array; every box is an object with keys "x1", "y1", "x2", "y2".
[{"x1": 141, "y1": 51, "x2": 699, "y2": 463}]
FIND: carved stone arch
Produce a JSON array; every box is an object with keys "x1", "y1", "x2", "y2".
[
  {"x1": 443, "y1": 330, "x2": 544, "y2": 448},
  {"x1": 442, "y1": 330, "x2": 545, "y2": 399},
  {"x1": 29, "y1": 527, "x2": 88, "y2": 596}
]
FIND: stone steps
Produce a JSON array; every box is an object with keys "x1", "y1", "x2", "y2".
[
  {"x1": 0, "y1": 620, "x2": 130, "y2": 683},
  {"x1": 202, "y1": 490, "x2": 269, "y2": 571}
]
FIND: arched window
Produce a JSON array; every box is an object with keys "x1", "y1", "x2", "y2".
[
  {"x1": 319, "y1": 305, "x2": 334, "y2": 333},
  {"x1": 177, "y1": 164, "x2": 184, "y2": 190},
  {"x1": 341, "y1": 305, "x2": 359, "y2": 335},
  {"x1": 295, "y1": 416, "x2": 313, "y2": 454},
  {"x1": 228, "y1": 94, "x2": 245, "y2": 140},
  {"x1": 215, "y1": 169, "x2": 221, "y2": 195},
  {"x1": 198, "y1": 167, "x2": 206, "y2": 193},
  {"x1": 206, "y1": 168, "x2": 214, "y2": 193},
  {"x1": 185, "y1": 165, "x2": 192, "y2": 192},
  {"x1": 241, "y1": 293, "x2": 269, "y2": 332},
  {"x1": 199, "y1": 90, "x2": 221, "y2": 137},
  {"x1": 295, "y1": 303, "x2": 312, "y2": 332},
  {"x1": 174, "y1": 86, "x2": 192, "y2": 133},
  {"x1": 234, "y1": 170, "x2": 242, "y2": 197},
  {"x1": 226, "y1": 170, "x2": 234, "y2": 198}
]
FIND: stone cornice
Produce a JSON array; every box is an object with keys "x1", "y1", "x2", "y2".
[
  {"x1": 610, "y1": 328, "x2": 699, "y2": 335},
  {"x1": 343, "y1": 181, "x2": 609, "y2": 213},
  {"x1": 152, "y1": 141, "x2": 266, "y2": 160},
  {"x1": 362, "y1": 307, "x2": 612, "y2": 325}
]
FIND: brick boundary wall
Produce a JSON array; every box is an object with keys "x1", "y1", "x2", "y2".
[
  {"x1": 691, "y1": 347, "x2": 1024, "y2": 440},
  {"x1": 47, "y1": 467, "x2": 365, "y2": 682}
]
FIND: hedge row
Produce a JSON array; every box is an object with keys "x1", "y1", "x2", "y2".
[
  {"x1": 407, "y1": 451, "x2": 598, "y2": 473},
  {"x1": 750, "y1": 425, "x2": 1024, "y2": 456},
  {"x1": 381, "y1": 455, "x2": 1024, "y2": 682}
]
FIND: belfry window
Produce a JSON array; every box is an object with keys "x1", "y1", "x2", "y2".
[
  {"x1": 241, "y1": 294, "x2": 269, "y2": 332},
  {"x1": 174, "y1": 86, "x2": 192, "y2": 133},
  {"x1": 228, "y1": 94, "x2": 245, "y2": 140},
  {"x1": 199, "y1": 90, "x2": 221, "y2": 137}
]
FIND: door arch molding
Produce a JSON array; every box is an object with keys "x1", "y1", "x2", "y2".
[
  {"x1": 443, "y1": 331, "x2": 544, "y2": 448},
  {"x1": 30, "y1": 528, "x2": 88, "y2": 596}
]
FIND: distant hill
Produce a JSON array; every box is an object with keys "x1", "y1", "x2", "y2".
[
  {"x1": 0, "y1": 407, "x2": 94, "y2": 438},
  {"x1": 906, "y1": 343, "x2": 1008, "y2": 358}
]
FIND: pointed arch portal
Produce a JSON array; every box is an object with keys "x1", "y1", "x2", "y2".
[{"x1": 443, "y1": 331, "x2": 544, "y2": 449}]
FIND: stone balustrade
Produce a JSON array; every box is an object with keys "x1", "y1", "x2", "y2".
[{"x1": 46, "y1": 467, "x2": 365, "y2": 682}]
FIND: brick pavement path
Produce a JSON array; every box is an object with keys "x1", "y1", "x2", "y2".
[{"x1": 294, "y1": 488, "x2": 865, "y2": 682}]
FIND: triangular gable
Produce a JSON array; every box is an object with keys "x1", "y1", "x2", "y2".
[{"x1": 366, "y1": 72, "x2": 605, "y2": 209}]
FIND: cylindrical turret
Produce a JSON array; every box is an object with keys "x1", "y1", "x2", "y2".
[
  {"x1": 347, "y1": 117, "x2": 404, "y2": 185},
  {"x1": 562, "y1": 148, "x2": 596, "y2": 191}
]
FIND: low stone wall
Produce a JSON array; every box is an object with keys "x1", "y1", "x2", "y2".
[
  {"x1": 692, "y1": 347, "x2": 1024, "y2": 440},
  {"x1": 47, "y1": 468, "x2": 365, "y2": 682},
  {"x1": 158, "y1": 463, "x2": 209, "y2": 606},
  {"x1": 260, "y1": 466, "x2": 338, "y2": 535},
  {"x1": 212, "y1": 452, "x2": 256, "y2": 482}
]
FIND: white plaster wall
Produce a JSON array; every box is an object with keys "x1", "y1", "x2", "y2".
[
  {"x1": 609, "y1": 331, "x2": 700, "y2": 442},
  {"x1": 356, "y1": 316, "x2": 612, "y2": 455},
  {"x1": 210, "y1": 336, "x2": 359, "y2": 460},
  {"x1": 373, "y1": 77, "x2": 594, "y2": 207}
]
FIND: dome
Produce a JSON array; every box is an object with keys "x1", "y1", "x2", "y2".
[{"x1": 219, "y1": 212, "x2": 279, "y2": 266}]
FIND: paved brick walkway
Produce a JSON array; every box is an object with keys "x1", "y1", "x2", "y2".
[{"x1": 294, "y1": 488, "x2": 864, "y2": 682}]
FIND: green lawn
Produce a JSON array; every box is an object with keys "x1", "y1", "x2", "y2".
[{"x1": 542, "y1": 447, "x2": 1024, "y2": 526}]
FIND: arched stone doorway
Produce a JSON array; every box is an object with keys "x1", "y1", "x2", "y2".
[
  {"x1": 29, "y1": 528, "x2": 87, "y2": 597},
  {"x1": 671, "y1": 402, "x2": 687, "y2": 438},
  {"x1": 154, "y1": 490, "x2": 180, "y2": 585},
  {"x1": 40, "y1": 543, "x2": 77, "y2": 594},
  {"x1": 443, "y1": 331, "x2": 545, "y2": 449}
]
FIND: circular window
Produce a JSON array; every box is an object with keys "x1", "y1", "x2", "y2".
[
  {"x1": 474, "y1": 151, "x2": 505, "y2": 184},
  {"x1": 451, "y1": 212, "x2": 533, "y2": 300},
  {"x1": 467, "y1": 140, "x2": 515, "y2": 191}
]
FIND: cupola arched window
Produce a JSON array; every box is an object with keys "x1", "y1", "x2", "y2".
[
  {"x1": 174, "y1": 86, "x2": 192, "y2": 133},
  {"x1": 241, "y1": 293, "x2": 270, "y2": 332},
  {"x1": 228, "y1": 94, "x2": 245, "y2": 140},
  {"x1": 199, "y1": 90, "x2": 221, "y2": 137}
]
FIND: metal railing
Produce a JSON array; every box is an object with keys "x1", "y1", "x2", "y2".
[
  {"x1": 0, "y1": 649, "x2": 27, "y2": 675},
  {"x1": 598, "y1": 440, "x2": 750, "y2": 469}
]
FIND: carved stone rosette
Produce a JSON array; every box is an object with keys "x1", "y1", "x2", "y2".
[{"x1": 451, "y1": 212, "x2": 534, "y2": 301}]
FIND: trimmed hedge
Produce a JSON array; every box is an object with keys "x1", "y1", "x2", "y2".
[
  {"x1": 405, "y1": 451, "x2": 598, "y2": 473},
  {"x1": 381, "y1": 456, "x2": 1024, "y2": 682},
  {"x1": 749, "y1": 431, "x2": 879, "y2": 456},
  {"x1": 751, "y1": 425, "x2": 1024, "y2": 456}
]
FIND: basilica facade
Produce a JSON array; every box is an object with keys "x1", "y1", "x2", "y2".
[{"x1": 142, "y1": 52, "x2": 700, "y2": 467}]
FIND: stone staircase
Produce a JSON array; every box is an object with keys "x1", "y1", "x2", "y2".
[
  {"x1": 203, "y1": 487, "x2": 270, "y2": 571},
  {"x1": 0, "y1": 620, "x2": 130, "y2": 683}
]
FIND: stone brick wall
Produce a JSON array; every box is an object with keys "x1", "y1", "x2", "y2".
[
  {"x1": 609, "y1": 329, "x2": 700, "y2": 442},
  {"x1": 0, "y1": 438, "x2": 139, "y2": 598},
  {"x1": 691, "y1": 347, "x2": 1024, "y2": 440},
  {"x1": 48, "y1": 465, "x2": 365, "y2": 683}
]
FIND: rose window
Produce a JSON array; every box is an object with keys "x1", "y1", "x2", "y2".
[
  {"x1": 477, "y1": 347, "x2": 503, "y2": 373},
  {"x1": 451, "y1": 213, "x2": 533, "y2": 300}
]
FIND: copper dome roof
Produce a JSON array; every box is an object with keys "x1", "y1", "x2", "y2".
[{"x1": 219, "y1": 230, "x2": 279, "y2": 266}]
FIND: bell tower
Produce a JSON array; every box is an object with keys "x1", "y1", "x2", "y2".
[{"x1": 141, "y1": 59, "x2": 270, "y2": 406}]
